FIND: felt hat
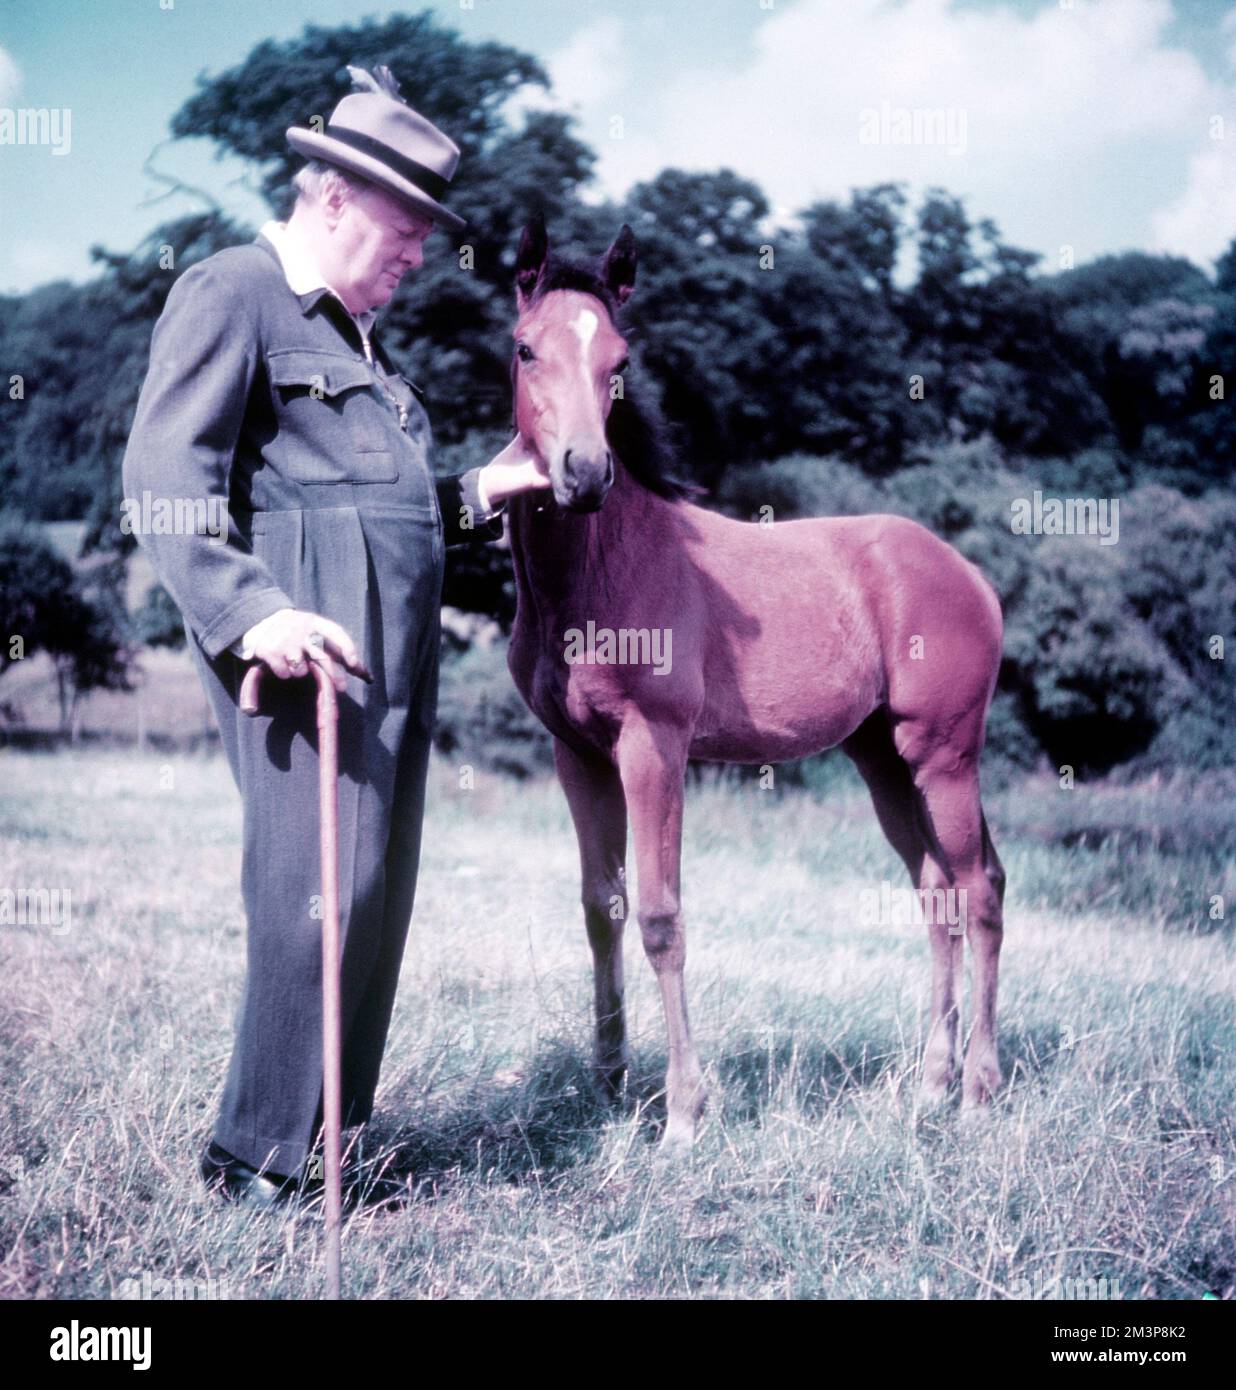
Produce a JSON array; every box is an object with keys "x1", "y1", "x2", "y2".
[{"x1": 287, "y1": 65, "x2": 466, "y2": 232}]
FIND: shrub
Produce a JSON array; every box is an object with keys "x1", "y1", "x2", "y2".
[
  {"x1": 0, "y1": 513, "x2": 132, "y2": 729},
  {"x1": 132, "y1": 583, "x2": 185, "y2": 650},
  {"x1": 712, "y1": 454, "x2": 884, "y2": 522},
  {"x1": 1003, "y1": 538, "x2": 1175, "y2": 773},
  {"x1": 434, "y1": 638, "x2": 553, "y2": 779}
]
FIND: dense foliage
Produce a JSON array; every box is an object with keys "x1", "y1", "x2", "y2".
[{"x1": 0, "y1": 10, "x2": 1231, "y2": 775}]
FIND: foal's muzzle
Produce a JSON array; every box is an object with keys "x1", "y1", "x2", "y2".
[{"x1": 556, "y1": 449, "x2": 614, "y2": 513}]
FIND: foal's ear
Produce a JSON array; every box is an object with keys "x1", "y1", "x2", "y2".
[
  {"x1": 601, "y1": 224, "x2": 637, "y2": 305},
  {"x1": 515, "y1": 211, "x2": 549, "y2": 310}
]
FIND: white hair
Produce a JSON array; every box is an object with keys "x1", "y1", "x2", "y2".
[{"x1": 291, "y1": 158, "x2": 372, "y2": 208}]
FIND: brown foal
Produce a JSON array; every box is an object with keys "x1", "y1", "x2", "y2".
[{"x1": 504, "y1": 214, "x2": 1006, "y2": 1149}]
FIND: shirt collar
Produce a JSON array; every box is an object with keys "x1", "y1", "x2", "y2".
[{"x1": 258, "y1": 219, "x2": 377, "y2": 336}]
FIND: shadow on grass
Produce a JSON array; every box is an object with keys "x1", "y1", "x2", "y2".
[
  {"x1": 366, "y1": 1028, "x2": 926, "y2": 1190},
  {"x1": 360, "y1": 1017, "x2": 1098, "y2": 1199},
  {"x1": 1001, "y1": 1021, "x2": 1076, "y2": 1080},
  {"x1": 715, "y1": 1031, "x2": 904, "y2": 1123},
  {"x1": 718, "y1": 1018, "x2": 1098, "y2": 1127},
  {"x1": 364, "y1": 1039, "x2": 649, "y2": 1192}
]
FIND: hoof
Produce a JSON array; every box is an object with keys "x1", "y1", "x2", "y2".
[
  {"x1": 594, "y1": 1062, "x2": 628, "y2": 1104},
  {"x1": 961, "y1": 1056, "x2": 1002, "y2": 1111},
  {"x1": 916, "y1": 1067, "x2": 956, "y2": 1115},
  {"x1": 958, "y1": 1098, "x2": 997, "y2": 1132},
  {"x1": 656, "y1": 1124, "x2": 695, "y2": 1159},
  {"x1": 917, "y1": 1078, "x2": 956, "y2": 1112}
]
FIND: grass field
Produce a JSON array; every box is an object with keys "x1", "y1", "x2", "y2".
[{"x1": 1, "y1": 746, "x2": 1233, "y2": 1300}]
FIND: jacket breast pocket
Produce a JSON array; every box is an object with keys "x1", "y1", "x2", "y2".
[{"x1": 267, "y1": 349, "x2": 398, "y2": 485}]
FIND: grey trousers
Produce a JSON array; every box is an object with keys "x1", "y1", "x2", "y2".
[{"x1": 188, "y1": 504, "x2": 444, "y2": 1176}]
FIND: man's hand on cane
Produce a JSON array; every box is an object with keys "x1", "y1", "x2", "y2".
[{"x1": 244, "y1": 610, "x2": 373, "y2": 691}]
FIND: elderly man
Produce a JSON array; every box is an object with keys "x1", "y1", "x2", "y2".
[{"x1": 122, "y1": 67, "x2": 545, "y2": 1207}]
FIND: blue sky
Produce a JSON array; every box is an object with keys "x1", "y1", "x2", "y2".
[{"x1": 2, "y1": 0, "x2": 1235, "y2": 293}]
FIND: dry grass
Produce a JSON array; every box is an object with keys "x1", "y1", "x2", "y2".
[{"x1": 1, "y1": 747, "x2": 1233, "y2": 1299}]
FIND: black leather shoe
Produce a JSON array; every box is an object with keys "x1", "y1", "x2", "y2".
[
  {"x1": 199, "y1": 1140, "x2": 411, "y2": 1212},
  {"x1": 199, "y1": 1140, "x2": 300, "y2": 1208}
]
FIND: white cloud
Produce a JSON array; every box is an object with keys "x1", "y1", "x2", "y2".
[
  {"x1": 1151, "y1": 141, "x2": 1236, "y2": 265},
  {"x1": 505, "y1": 16, "x2": 631, "y2": 125},
  {"x1": 1223, "y1": 6, "x2": 1236, "y2": 68},
  {"x1": 650, "y1": 1, "x2": 1203, "y2": 193},
  {"x1": 544, "y1": 16, "x2": 629, "y2": 113},
  {"x1": 0, "y1": 46, "x2": 21, "y2": 104},
  {"x1": 2, "y1": 239, "x2": 83, "y2": 293},
  {"x1": 553, "y1": 0, "x2": 1232, "y2": 269}
]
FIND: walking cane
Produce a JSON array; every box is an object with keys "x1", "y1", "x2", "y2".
[{"x1": 239, "y1": 644, "x2": 344, "y2": 1301}]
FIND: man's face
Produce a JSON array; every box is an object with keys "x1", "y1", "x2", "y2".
[{"x1": 323, "y1": 182, "x2": 437, "y2": 313}]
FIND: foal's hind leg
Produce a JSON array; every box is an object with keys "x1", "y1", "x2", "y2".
[
  {"x1": 968, "y1": 809, "x2": 1006, "y2": 1104},
  {"x1": 554, "y1": 737, "x2": 630, "y2": 1099},
  {"x1": 844, "y1": 715, "x2": 960, "y2": 1108},
  {"x1": 900, "y1": 744, "x2": 1005, "y2": 1110},
  {"x1": 614, "y1": 718, "x2": 705, "y2": 1150}
]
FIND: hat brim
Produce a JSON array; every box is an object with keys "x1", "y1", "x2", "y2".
[{"x1": 286, "y1": 127, "x2": 466, "y2": 233}]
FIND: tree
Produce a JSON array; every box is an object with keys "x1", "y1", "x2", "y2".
[
  {"x1": 792, "y1": 186, "x2": 912, "y2": 469},
  {"x1": 1180, "y1": 245, "x2": 1236, "y2": 482},
  {"x1": 1045, "y1": 250, "x2": 1217, "y2": 462},
  {"x1": 0, "y1": 212, "x2": 246, "y2": 542},
  {"x1": 1002, "y1": 539, "x2": 1171, "y2": 774},
  {"x1": 168, "y1": 10, "x2": 597, "y2": 443},
  {"x1": 0, "y1": 513, "x2": 131, "y2": 731},
  {"x1": 1101, "y1": 298, "x2": 1215, "y2": 451},
  {"x1": 132, "y1": 583, "x2": 186, "y2": 650},
  {"x1": 895, "y1": 190, "x2": 1108, "y2": 456}
]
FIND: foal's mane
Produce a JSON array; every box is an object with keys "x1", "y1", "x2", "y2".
[{"x1": 516, "y1": 254, "x2": 696, "y2": 503}]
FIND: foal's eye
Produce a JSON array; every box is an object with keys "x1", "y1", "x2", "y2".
[{"x1": 516, "y1": 342, "x2": 535, "y2": 363}]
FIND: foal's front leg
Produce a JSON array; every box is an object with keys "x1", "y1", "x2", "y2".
[
  {"x1": 553, "y1": 738, "x2": 630, "y2": 1098},
  {"x1": 615, "y1": 718, "x2": 706, "y2": 1150}
]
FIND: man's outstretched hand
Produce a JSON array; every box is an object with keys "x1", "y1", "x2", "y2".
[
  {"x1": 243, "y1": 610, "x2": 373, "y2": 691},
  {"x1": 477, "y1": 433, "x2": 551, "y2": 508}
]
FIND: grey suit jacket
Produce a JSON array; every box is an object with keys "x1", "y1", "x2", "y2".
[{"x1": 121, "y1": 232, "x2": 501, "y2": 660}]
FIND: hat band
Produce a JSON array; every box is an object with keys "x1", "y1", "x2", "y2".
[{"x1": 324, "y1": 123, "x2": 451, "y2": 202}]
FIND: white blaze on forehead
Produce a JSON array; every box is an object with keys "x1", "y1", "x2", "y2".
[
  {"x1": 570, "y1": 307, "x2": 599, "y2": 349},
  {"x1": 570, "y1": 307, "x2": 600, "y2": 392}
]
